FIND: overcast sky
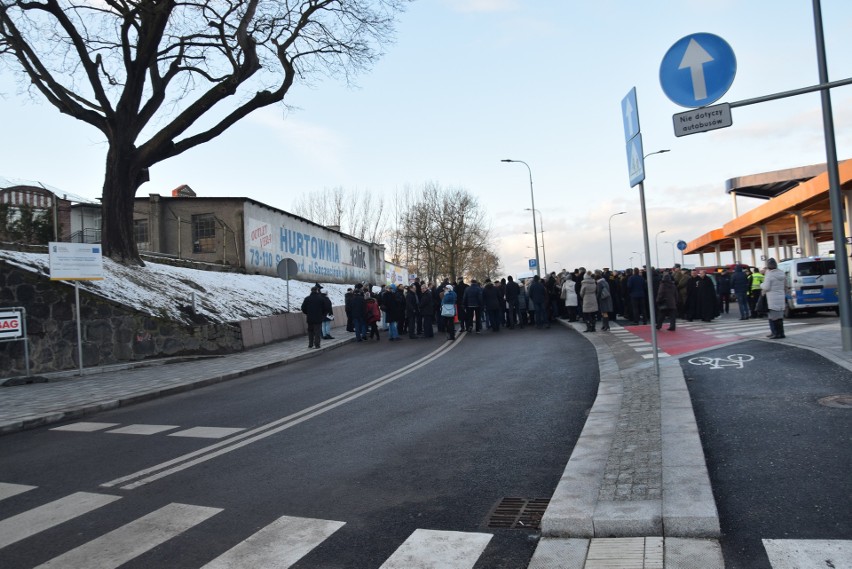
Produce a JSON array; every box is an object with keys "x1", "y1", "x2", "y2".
[{"x1": 2, "y1": 0, "x2": 851, "y2": 275}]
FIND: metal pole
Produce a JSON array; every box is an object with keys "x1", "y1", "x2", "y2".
[
  {"x1": 655, "y1": 230, "x2": 666, "y2": 268},
  {"x1": 813, "y1": 0, "x2": 852, "y2": 351},
  {"x1": 503, "y1": 160, "x2": 540, "y2": 276},
  {"x1": 638, "y1": 182, "x2": 659, "y2": 376},
  {"x1": 75, "y1": 282, "x2": 84, "y2": 376},
  {"x1": 538, "y1": 211, "x2": 548, "y2": 275},
  {"x1": 609, "y1": 212, "x2": 626, "y2": 270}
]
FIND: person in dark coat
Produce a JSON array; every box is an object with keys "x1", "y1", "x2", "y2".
[
  {"x1": 627, "y1": 268, "x2": 647, "y2": 325},
  {"x1": 528, "y1": 274, "x2": 548, "y2": 329},
  {"x1": 300, "y1": 285, "x2": 326, "y2": 349},
  {"x1": 731, "y1": 265, "x2": 750, "y2": 320},
  {"x1": 405, "y1": 285, "x2": 420, "y2": 339},
  {"x1": 347, "y1": 284, "x2": 367, "y2": 341},
  {"x1": 381, "y1": 284, "x2": 401, "y2": 341},
  {"x1": 482, "y1": 279, "x2": 502, "y2": 332},
  {"x1": 688, "y1": 270, "x2": 719, "y2": 322},
  {"x1": 463, "y1": 279, "x2": 484, "y2": 333},
  {"x1": 505, "y1": 276, "x2": 521, "y2": 329},
  {"x1": 419, "y1": 283, "x2": 434, "y2": 338},
  {"x1": 655, "y1": 273, "x2": 680, "y2": 331},
  {"x1": 716, "y1": 269, "x2": 732, "y2": 314}
]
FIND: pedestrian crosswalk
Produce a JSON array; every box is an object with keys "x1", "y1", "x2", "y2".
[
  {"x1": 0, "y1": 483, "x2": 494, "y2": 569},
  {"x1": 50, "y1": 422, "x2": 246, "y2": 439},
  {"x1": 610, "y1": 318, "x2": 805, "y2": 358}
]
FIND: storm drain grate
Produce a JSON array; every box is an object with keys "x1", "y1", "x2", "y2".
[{"x1": 486, "y1": 497, "x2": 550, "y2": 530}]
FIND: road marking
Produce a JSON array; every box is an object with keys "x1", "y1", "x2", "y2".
[
  {"x1": 169, "y1": 427, "x2": 246, "y2": 439},
  {"x1": 50, "y1": 422, "x2": 119, "y2": 432},
  {"x1": 0, "y1": 492, "x2": 121, "y2": 549},
  {"x1": 763, "y1": 539, "x2": 852, "y2": 569},
  {"x1": 688, "y1": 354, "x2": 754, "y2": 369},
  {"x1": 378, "y1": 529, "x2": 493, "y2": 569},
  {"x1": 201, "y1": 515, "x2": 345, "y2": 568},
  {"x1": 34, "y1": 503, "x2": 221, "y2": 569},
  {"x1": 102, "y1": 336, "x2": 465, "y2": 490},
  {"x1": 0, "y1": 482, "x2": 35, "y2": 501},
  {"x1": 106, "y1": 424, "x2": 180, "y2": 435}
]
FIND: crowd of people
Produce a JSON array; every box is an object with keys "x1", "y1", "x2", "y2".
[{"x1": 300, "y1": 261, "x2": 785, "y2": 347}]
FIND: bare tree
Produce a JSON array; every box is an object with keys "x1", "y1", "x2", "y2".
[
  {"x1": 394, "y1": 182, "x2": 496, "y2": 282},
  {"x1": 0, "y1": 0, "x2": 407, "y2": 264},
  {"x1": 291, "y1": 186, "x2": 387, "y2": 243}
]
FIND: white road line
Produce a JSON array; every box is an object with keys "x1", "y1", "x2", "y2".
[
  {"x1": 106, "y1": 424, "x2": 180, "y2": 435},
  {"x1": 0, "y1": 482, "x2": 35, "y2": 501},
  {"x1": 763, "y1": 539, "x2": 852, "y2": 569},
  {"x1": 102, "y1": 337, "x2": 465, "y2": 490},
  {"x1": 34, "y1": 503, "x2": 221, "y2": 569},
  {"x1": 378, "y1": 529, "x2": 493, "y2": 569},
  {"x1": 201, "y1": 515, "x2": 345, "y2": 569},
  {"x1": 168, "y1": 427, "x2": 246, "y2": 439},
  {"x1": 50, "y1": 422, "x2": 119, "y2": 432},
  {"x1": 0, "y1": 492, "x2": 121, "y2": 549}
]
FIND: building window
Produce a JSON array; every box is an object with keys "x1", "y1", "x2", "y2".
[
  {"x1": 192, "y1": 213, "x2": 216, "y2": 253},
  {"x1": 134, "y1": 219, "x2": 149, "y2": 250}
]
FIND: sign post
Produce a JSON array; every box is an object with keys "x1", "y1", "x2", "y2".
[
  {"x1": 621, "y1": 87, "x2": 659, "y2": 376},
  {"x1": 49, "y1": 243, "x2": 104, "y2": 376},
  {"x1": 276, "y1": 258, "x2": 299, "y2": 310}
]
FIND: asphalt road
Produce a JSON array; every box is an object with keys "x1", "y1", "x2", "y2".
[
  {"x1": 681, "y1": 339, "x2": 852, "y2": 569},
  {"x1": 0, "y1": 325, "x2": 599, "y2": 568}
]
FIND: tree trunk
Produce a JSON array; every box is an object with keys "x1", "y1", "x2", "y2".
[{"x1": 101, "y1": 142, "x2": 145, "y2": 266}]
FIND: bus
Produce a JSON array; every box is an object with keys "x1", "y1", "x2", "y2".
[{"x1": 776, "y1": 256, "x2": 839, "y2": 317}]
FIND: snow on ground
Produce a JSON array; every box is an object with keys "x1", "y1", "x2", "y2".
[{"x1": 0, "y1": 250, "x2": 352, "y2": 325}]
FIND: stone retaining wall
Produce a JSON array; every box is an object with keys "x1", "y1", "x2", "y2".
[{"x1": 0, "y1": 265, "x2": 259, "y2": 378}]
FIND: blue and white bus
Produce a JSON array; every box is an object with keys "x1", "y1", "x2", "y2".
[{"x1": 777, "y1": 256, "x2": 839, "y2": 317}]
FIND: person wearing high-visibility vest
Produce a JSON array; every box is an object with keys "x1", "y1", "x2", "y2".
[{"x1": 748, "y1": 268, "x2": 765, "y2": 317}]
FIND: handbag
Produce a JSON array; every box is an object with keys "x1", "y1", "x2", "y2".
[
  {"x1": 441, "y1": 303, "x2": 455, "y2": 317},
  {"x1": 755, "y1": 294, "x2": 768, "y2": 314}
]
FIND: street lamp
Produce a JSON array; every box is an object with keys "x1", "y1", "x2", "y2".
[
  {"x1": 655, "y1": 230, "x2": 666, "y2": 268},
  {"x1": 608, "y1": 211, "x2": 626, "y2": 270},
  {"x1": 632, "y1": 251, "x2": 644, "y2": 267},
  {"x1": 665, "y1": 240, "x2": 676, "y2": 266},
  {"x1": 526, "y1": 208, "x2": 547, "y2": 275},
  {"x1": 502, "y1": 159, "x2": 540, "y2": 277}
]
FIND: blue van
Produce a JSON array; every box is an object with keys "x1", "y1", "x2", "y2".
[{"x1": 776, "y1": 256, "x2": 839, "y2": 317}]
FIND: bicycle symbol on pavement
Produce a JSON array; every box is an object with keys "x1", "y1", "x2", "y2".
[{"x1": 688, "y1": 354, "x2": 754, "y2": 370}]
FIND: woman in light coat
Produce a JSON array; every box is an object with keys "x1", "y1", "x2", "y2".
[
  {"x1": 561, "y1": 276, "x2": 579, "y2": 322},
  {"x1": 760, "y1": 258, "x2": 786, "y2": 339},
  {"x1": 579, "y1": 271, "x2": 599, "y2": 332}
]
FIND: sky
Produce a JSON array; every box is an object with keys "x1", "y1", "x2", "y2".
[{"x1": 2, "y1": 0, "x2": 852, "y2": 277}]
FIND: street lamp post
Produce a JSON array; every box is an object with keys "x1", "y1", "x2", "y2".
[
  {"x1": 655, "y1": 230, "x2": 666, "y2": 268},
  {"x1": 526, "y1": 208, "x2": 547, "y2": 275},
  {"x1": 502, "y1": 159, "x2": 540, "y2": 277},
  {"x1": 608, "y1": 211, "x2": 626, "y2": 270},
  {"x1": 632, "y1": 251, "x2": 644, "y2": 268},
  {"x1": 665, "y1": 240, "x2": 676, "y2": 266}
]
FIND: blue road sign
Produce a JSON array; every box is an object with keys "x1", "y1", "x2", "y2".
[
  {"x1": 627, "y1": 132, "x2": 645, "y2": 188},
  {"x1": 529, "y1": 258, "x2": 537, "y2": 269},
  {"x1": 621, "y1": 87, "x2": 640, "y2": 144},
  {"x1": 660, "y1": 33, "x2": 736, "y2": 108},
  {"x1": 677, "y1": 240, "x2": 688, "y2": 251}
]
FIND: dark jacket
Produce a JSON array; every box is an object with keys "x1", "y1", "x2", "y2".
[
  {"x1": 731, "y1": 267, "x2": 749, "y2": 294},
  {"x1": 483, "y1": 282, "x2": 501, "y2": 310},
  {"x1": 419, "y1": 289, "x2": 434, "y2": 314},
  {"x1": 656, "y1": 278, "x2": 679, "y2": 310},
  {"x1": 347, "y1": 291, "x2": 366, "y2": 320},
  {"x1": 301, "y1": 291, "x2": 326, "y2": 324},
  {"x1": 505, "y1": 279, "x2": 520, "y2": 302},
  {"x1": 405, "y1": 289, "x2": 419, "y2": 317},
  {"x1": 463, "y1": 283, "x2": 483, "y2": 307},
  {"x1": 627, "y1": 273, "x2": 646, "y2": 298},
  {"x1": 381, "y1": 288, "x2": 401, "y2": 323}
]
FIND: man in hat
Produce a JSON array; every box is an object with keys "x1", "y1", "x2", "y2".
[{"x1": 301, "y1": 285, "x2": 326, "y2": 349}]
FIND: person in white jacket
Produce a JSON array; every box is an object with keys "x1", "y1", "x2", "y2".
[
  {"x1": 760, "y1": 258, "x2": 786, "y2": 339},
  {"x1": 561, "y1": 276, "x2": 579, "y2": 322}
]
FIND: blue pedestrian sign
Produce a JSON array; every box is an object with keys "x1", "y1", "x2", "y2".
[
  {"x1": 626, "y1": 132, "x2": 645, "y2": 188},
  {"x1": 660, "y1": 33, "x2": 736, "y2": 108}
]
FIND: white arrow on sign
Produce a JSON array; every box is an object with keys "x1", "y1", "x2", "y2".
[
  {"x1": 624, "y1": 97, "x2": 637, "y2": 139},
  {"x1": 678, "y1": 38, "x2": 713, "y2": 101},
  {"x1": 629, "y1": 141, "x2": 642, "y2": 176}
]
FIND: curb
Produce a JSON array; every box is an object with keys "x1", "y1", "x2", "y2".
[{"x1": 540, "y1": 320, "x2": 720, "y2": 538}]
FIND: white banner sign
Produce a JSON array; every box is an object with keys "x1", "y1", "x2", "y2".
[
  {"x1": 0, "y1": 310, "x2": 23, "y2": 339},
  {"x1": 49, "y1": 242, "x2": 104, "y2": 280}
]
